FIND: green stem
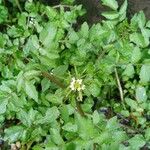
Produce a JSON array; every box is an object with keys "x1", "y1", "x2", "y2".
[{"x1": 76, "y1": 100, "x2": 86, "y2": 117}]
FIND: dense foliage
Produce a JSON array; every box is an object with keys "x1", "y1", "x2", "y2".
[{"x1": 0, "y1": 0, "x2": 150, "y2": 149}]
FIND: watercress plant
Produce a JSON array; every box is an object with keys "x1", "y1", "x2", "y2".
[{"x1": 0, "y1": 0, "x2": 150, "y2": 149}]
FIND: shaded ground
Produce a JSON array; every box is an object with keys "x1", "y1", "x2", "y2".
[{"x1": 75, "y1": 0, "x2": 150, "y2": 25}]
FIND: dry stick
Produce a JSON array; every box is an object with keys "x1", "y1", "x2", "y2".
[
  {"x1": 114, "y1": 67, "x2": 125, "y2": 109},
  {"x1": 53, "y1": 5, "x2": 73, "y2": 9},
  {"x1": 41, "y1": 71, "x2": 86, "y2": 117}
]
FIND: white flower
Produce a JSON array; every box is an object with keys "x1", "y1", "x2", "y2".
[
  {"x1": 29, "y1": 17, "x2": 35, "y2": 26},
  {"x1": 69, "y1": 77, "x2": 85, "y2": 91}
]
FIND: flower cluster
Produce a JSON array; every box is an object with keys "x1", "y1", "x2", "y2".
[{"x1": 69, "y1": 77, "x2": 85, "y2": 92}]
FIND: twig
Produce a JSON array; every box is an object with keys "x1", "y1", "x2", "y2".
[
  {"x1": 114, "y1": 68, "x2": 125, "y2": 108},
  {"x1": 53, "y1": 5, "x2": 73, "y2": 9}
]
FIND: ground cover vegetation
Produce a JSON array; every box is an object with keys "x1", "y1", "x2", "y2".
[{"x1": 0, "y1": 0, "x2": 150, "y2": 149}]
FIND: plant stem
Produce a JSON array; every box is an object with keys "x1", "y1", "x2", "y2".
[
  {"x1": 76, "y1": 100, "x2": 86, "y2": 117},
  {"x1": 15, "y1": 0, "x2": 22, "y2": 12},
  {"x1": 114, "y1": 67, "x2": 125, "y2": 109},
  {"x1": 41, "y1": 71, "x2": 65, "y2": 89}
]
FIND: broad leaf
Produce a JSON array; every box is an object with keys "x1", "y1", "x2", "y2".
[
  {"x1": 139, "y1": 64, "x2": 150, "y2": 83},
  {"x1": 136, "y1": 86, "x2": 147, "y2": 102},
  {"x1": 25, "y1": 81, "x2": 38, "y2": 103}
]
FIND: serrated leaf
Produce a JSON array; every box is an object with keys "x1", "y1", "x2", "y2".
[
  {"x1": 101, "y1": 0, "x2": 118, "y2": 10},
  {"x1": 25, "y1": 81, "x2": 38, "y2": 103},
  {"x1": 136, "y1": 86, "x2": 147, "y2": 102}
]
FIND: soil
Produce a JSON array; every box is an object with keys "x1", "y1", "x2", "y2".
[{"x1": 75, "y1": 0, "x2": 150, "y2": 25}]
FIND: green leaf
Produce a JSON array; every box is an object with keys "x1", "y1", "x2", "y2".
[
  {"x1": 119, "y1": 0, "x2": 127, "y2": 21},
  {"x1": 37, "y1": 107, "x2": 60, "y2": 124},
  {"x1": 92, "y1": 110, "x2": 100, "y2": 125},
  {"x1": 62, "y1": 122, "x2": 78, "y2": 132},
  {"x1": 145, "y1": 128, "x2": 150, "y2": 141},
  {"x1": 88, "y1": 82, "x2": 100, "y2": 97},
  {"x1": 60, "y1": 105, "x2": 70, "y2": 123},
  {"x1": 106, "y1": 116, "x2": 120, "y2": 130},
  {"x1": 131, "y1": 46, "x2": 141, "y2": 63},
  {"x1": 139, "y1": 64, "x2": 150, "y2": 83},
  {"x1": 41, "y1": 78, "x2": 50, "y2": 92},
  {"x1": 16, "y1": 71, "x2": 24, "y2": 92},
  {"x1": 0, "y1": 98, "x2": 8, "y2": 114},
  {"x1": 128, "y1": 135, "x2": 146, "y2": 150},
  {"x1": 102, "y1": 11, "x2": 119, "y2": 20},
  {"x1": 17, "y1": 108, "x2": 38, "y2": 127},
  {"x1": 45, "y1": 93, "x2": 63, "y2": 105},
  {"x1": 125, "y1": 98, "x2": 138, "y2": 110},
  {"x1": 123, "y1": 64, "x2": 135, "y2": 77},
  {"x1": 119, "y1": 0, "x2": 127, "y2": 14},
  {"x1": 25, "y1": 80, "x2": 38, "y2": 103},
  {"x1": 68, "y1": 30, "x2": 79, "y2": 44},
  {"x1": 146, "y1": 20, "x2": 150, "y2": 28},
  {"x1": 80, "y1": 22, "x2": 89, "y2": 38},
  {"x1": 101, "y1": 0, "x2": 118, "y2": 10},
  {"x1": 50, "y1": 128, "x2": 64, "y2": 145},
  {"x1": 136, "y1": 86, "x2": 147, "y2": 102},
  {"x1": 4, "y1": 126, "x2": 24, "y2": 143},
  {"x1": 39, "y1": 23, "x2": 57, "y2": 48},
  {"x1": 75, "y1": 113, "x2": 98, "y2": 140},
  {"x1": 24, "y1": 70, "x2": 41, "y2": 79},
  {"x1": 130, "y1": 33, "x2": 149, "y2": 48},
  {"x1": 137, "y1": 11, "x2": 146, "y2": 29}
]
